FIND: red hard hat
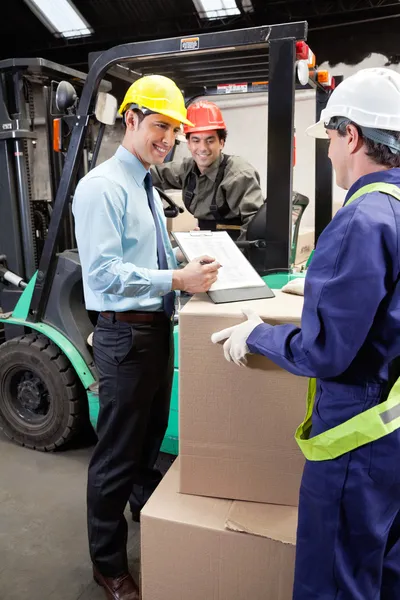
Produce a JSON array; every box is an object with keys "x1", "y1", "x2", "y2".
[{"x1": 183, "y1": 101, "x2": 226, "y2": 134}]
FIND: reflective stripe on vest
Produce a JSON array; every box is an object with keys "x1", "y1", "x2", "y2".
[{"x1": 295, "y1": 181, "x2": 400, "y2": 461}]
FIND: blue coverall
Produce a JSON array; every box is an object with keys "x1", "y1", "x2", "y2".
[{"x1": 246, "y1": 168, "x2": 400, "y2": 599}]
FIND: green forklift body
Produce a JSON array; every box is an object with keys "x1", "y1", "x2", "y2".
[
  {"x1": 262, "y1": 271, "x2": 306, "y2": 289},
  {"x1": 1, "y1": 275, "x2": 95, "y2": 390},
  {"x1": 2, "y1": 277, "x2": 180, "y2": 453}
]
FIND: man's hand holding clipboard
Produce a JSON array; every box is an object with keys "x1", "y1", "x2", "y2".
[{"x1": 172, "y1": 230, "x2": 274, "y2": 303}]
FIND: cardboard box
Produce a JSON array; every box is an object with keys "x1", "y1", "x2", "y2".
[
  {"x1": 294, "y1": 227, "x2": 314, "y2": 265},
  {"x1": 179, "y1": 291, "x2": 307, "y2": 506},
  {"x1": 141, "y1": 460, "x2": 297, "y2": 600},
  {"x1": 164, "y1": 189, "x2": 198, "y2": 233}
]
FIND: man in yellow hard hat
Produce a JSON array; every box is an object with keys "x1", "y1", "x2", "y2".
[
  {"x1": 72, "y1": 75, "x2": 221, "y2": 600},
  {"x1": 151, "y1": 100, "x2": 264, "y2": 241}
]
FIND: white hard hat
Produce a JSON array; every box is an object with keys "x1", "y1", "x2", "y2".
[{"x1": 307, "y1": 68, "x2": 400, "y2": 138}]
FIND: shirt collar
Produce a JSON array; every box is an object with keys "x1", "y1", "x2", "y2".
[
  {"x1": 345, "y1": 168, "x2": 400, "y2": 205},
  {"x1": 194, "y1": 153, "x2": 224, "y2": 182},
  {"x1": 115, "y1": 145, "x2": 149, "y2": 186}
]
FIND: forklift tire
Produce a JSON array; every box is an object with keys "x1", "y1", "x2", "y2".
[{"x1": 0, "y1": 332, "x2": 87, "y2": 451}]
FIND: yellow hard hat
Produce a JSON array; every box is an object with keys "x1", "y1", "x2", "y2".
[{"x1": 118, "y1": 74, "x2": 194, "y2": 126}]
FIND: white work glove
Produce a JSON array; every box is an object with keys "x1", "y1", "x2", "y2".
[
  {"x1": 281, "y1": 277, "x2": 305, "y2": 296},
  {"x1": 211, "y1": 308, "x2": 263, "y2": 366}
]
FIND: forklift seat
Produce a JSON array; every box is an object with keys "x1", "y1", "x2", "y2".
[{"x1": 245, "y1": 191, "x2": 309, "y2": 273}]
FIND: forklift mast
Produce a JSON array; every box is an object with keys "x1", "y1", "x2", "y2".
[
  {"x1": 0, "y1": 58, "x2": 110, "y2": 316},
  {"x1": 0, "y1": 62, "x2": 37, "y2": 283}
]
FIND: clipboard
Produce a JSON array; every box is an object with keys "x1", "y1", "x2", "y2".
[{"x1": 172, "y1": 230, "x2": 275, "y2": 303}]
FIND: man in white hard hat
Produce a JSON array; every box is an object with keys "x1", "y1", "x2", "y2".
[{"x1": 212, "y1": 68, "x2": 400, "y2": 598}]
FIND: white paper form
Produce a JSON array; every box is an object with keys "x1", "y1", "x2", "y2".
[{"x1": 172, "y1": 231, "x2": 266, "y2": 291}]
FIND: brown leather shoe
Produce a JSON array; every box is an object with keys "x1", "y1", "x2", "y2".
[{"x1": 93, "y1": 566, "x2": 140, "y2": 600}]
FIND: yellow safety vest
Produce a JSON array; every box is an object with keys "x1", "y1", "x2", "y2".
[{"x1": 295, "y1": 182, "x2": 400, "y2": 461}]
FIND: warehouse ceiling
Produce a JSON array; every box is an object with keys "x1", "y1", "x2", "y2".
[{"x1": 4, "y1": 0, "x2": 400, "y2": 79}]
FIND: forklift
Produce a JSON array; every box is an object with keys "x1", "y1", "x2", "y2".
[{"x1": 0, "y1": 22, "x2": 336, "y2": 454}]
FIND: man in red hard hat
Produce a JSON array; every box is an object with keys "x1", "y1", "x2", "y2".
[{"x1": 151, "y1": 100, "x2": 264, "y2": 241}]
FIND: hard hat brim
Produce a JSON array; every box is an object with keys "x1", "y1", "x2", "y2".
[
  {"x1": 183, "y1": 124, "x2": 227, "y2": 134},
  {"x1": 163, "y1": 110, "x2": 194, "y2": 127},
  {"x1": 306, "y1": 119, "x2": 329, "y2": 139},
  {"x1": 118, "y1": 103, "x2": 194, "y2": 127}
]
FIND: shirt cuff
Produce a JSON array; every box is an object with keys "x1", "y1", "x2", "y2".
[
  {"x1": 247, "y1": 323, "x2": 272, "y2": 352},
  {"x1": 149, "y1": 269, "x2": 173, "y2": 298},
  {"x1": 173, "y1": 246, "x2": 185, "y2": 266}
]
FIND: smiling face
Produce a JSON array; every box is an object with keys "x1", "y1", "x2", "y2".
[
  {"x1": 187, "y1": 131, "x2": 225, "y2": 173},
  {"x1": 123, "y1": 110, "x2": 181, "y2": 169}
]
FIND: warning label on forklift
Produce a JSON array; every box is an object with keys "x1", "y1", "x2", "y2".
[
  {"x1": 217, "y1": 83, "x2": 248, "y2": 94},
  {"x1": 251, "y1": 81, "x2": 268, "y2": 92},
  {"x1": 180, "y1": 37, "x2": 199, "y2": 51}
]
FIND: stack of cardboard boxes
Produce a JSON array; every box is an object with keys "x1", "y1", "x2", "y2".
[{"x1": 141, "y1": 290, "x2": 307, "y2": 599}]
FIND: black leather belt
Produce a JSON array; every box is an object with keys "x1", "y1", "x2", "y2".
[{"x1": 100, "y1": 311, "x2": 168, "y2": 324}]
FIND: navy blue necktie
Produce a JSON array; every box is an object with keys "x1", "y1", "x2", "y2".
[{"x1": 144, "y1": 173, "x2": 175, "y2": 318}]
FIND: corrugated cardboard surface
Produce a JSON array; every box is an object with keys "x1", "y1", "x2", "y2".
[
  {"x1": 226, "y1": 500, "x2": 297, "y2": 544},
  {"x1": 179, "y1": 291, "x2": 307, "y2": 506},
  {"x1": 179, "y1": 290, "x2": 304, "y2": 322},
  {"x1": 294, "y1": 228, "x2": 314, "y2": 265},
  {"x1": 141, "y1": 460, "x2": 297, "y2": 600}
]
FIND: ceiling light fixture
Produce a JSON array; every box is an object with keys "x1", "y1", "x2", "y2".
[
  {"x1": 24, "y1": 0, "x2": 93, "y2": 39},
  {"x1": 193, "y1": 0, "x2": 253, "y2": 20}
]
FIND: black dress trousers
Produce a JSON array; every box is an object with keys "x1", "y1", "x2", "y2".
[{"x1": 87, "y1": 313, "x2": 173, "y2": 577}]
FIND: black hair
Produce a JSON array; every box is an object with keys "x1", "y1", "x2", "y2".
[{"x1": 122, "y1": 108, "x2": 145, "y2": 127}]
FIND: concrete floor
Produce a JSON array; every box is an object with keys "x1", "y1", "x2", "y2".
[{"x1": 0, "y1": 431, "x2": 173, "y2": 600}]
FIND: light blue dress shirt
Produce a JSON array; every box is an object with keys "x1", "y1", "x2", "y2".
[{"x1": 72, "y1": 145, "x2": 178, "y2": 312}]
